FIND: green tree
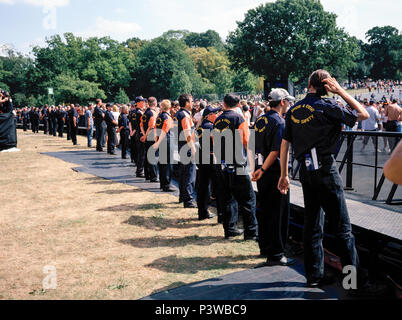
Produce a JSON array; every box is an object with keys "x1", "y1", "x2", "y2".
[
  {"x1": 227, "y1": 0, "x2": 359, "y2": 83},
  {"x1": 134, "y1": 37, "x2": 204, "y2": 99},
  {"x1": 114, "y1": 88, "x2": 130, "y2": 104},
  {"x1": 184, "y1": 30, "x2": 225, "y2": 51},
  {"x1": 365, "y1": 26, "x2": 401, "y2": 80},
  {"x1": 54, "y1": 74, "x2": 106, "y2": 104},
  {"x1": 232, "y1": 69, "x2": 259, "y2": 93}
]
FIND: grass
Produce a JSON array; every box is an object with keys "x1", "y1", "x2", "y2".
[{"x1": 0, "y1": 130, "x2": 261, "y2": 300}]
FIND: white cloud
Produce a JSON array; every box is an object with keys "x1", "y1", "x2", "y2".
[{"x1": 78, "y1": 16, "x2": 141, "y2": 41}]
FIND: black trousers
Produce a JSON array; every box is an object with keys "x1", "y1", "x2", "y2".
[
  {"x1": 22, "y1": 119, "x2": 27, "y2": 131},
  {"x1": 300, "y1": 155, "x2": 359, "y2": 282},
  {"x1": 130, "y1": 133, "x2": 136, "y2": 163},
  {"x1": 120, "y1": 129, "x2": 130, "y2": 158},
  {"x1": 107, "y1": 126, "x2": 116, "y2": 153},
  {"x1": 95, "y1": 122, "x2": 105, "y2": 151},
  {"x1": 135, "y1": 134, "x2": 145, "y2": 175},
  {"x1": 66, "y1": 121, "x2": 71, "y2": 140},
  {"x1": 70, "y1": 124, "x2": 78, "y2": 145},
  {"x1": 52, "y1": 119, "x2": 58, "y2": 136},
  {"x1": 144, "y1": 141, "x2": 158, "y2": 180},
  {"x1": 158, "y1": 139, "x2": 173, "y2": 189},
  {"x1": 256, "y1": 171, "x2": 290, "y2": 260},
  {"x1": 57, "y1": 121, "x2": 64, "y2": 137},
  {"x1": 48, "y1": 118, "x2": 53, "y2": 135},
  {"x1": 196, "y1": 162, "x2": 225, "y2": 219},
  {"x1": 221, "y1": 169, "x2": 258, "y2": 238},
  {"x1": 43, "y1": 118, "x2": 48, "y2": 134}
]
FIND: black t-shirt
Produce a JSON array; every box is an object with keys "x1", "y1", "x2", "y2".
[
  {"x1": 197, "y1": 119, "x2": 214, "y2": 163},
  {"x1": 104, "y1": 110, "x2": 116, "y2": 127},
  {"x1": 118, "y1": 113, "x2": 130, "y2": 131},
  {"x1": 254, "y1": 110, "x2": 285, "y2": 172},
  {"x1": 213, "y1": 110, "x2": 249, "y2": 166},
  {"x1": 283, "y1": 93, "x2": 357, "y2": 160},
  {"x1": 93, "y1": 106, "x2": 105, "y2": 125}
]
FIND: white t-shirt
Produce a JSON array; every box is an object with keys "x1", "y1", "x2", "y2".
[{"x1": 362, "y1": 106, "x2": 380, "y2": 131}]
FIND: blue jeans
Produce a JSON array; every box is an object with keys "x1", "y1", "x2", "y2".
[
  {"x1": 179, "y1": 149, "x2": 196, "y2": 203},
  {"x1": 299, "y1": 155, "x2": 359, "y2": 281},
  {"x1": 87, "y1": 126, "x2": 93, "y2": 147}
]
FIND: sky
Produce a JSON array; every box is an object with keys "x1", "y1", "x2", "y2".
[{"x1": 0, "y1": 0, "x2": 401, "y2": 55}]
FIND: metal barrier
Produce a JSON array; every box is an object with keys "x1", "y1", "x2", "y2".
[{"x1": 291, "y1": 130, "x2": 402, "y2": 205}]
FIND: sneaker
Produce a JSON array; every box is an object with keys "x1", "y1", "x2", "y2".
[
  {"x1": 265, "y1": 256, "x2": 296, "y2": 267},
  {"x1": 198, "y1": 212, "x2": 216, "y2": 221},
  {"x1": 225, "y1": 229, "x2": 244, "y2": 239},
  {"x1": 184, "y1": 201, "x2": 197, "y2": 209}
]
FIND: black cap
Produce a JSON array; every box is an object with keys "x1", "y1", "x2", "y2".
[
  {"x1": 203, "y1": 105, "x2": 222, "y2": 118},
  {"x1": 135, "y1": 96, "x2": 147, "y2": 103}
]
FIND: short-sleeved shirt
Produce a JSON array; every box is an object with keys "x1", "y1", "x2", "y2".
[
  {"x1": 213, "y1": 109, "x2": 249, "y2": 166},
  {"x1": 197, "y1": 119, "x2": 214, "y2": 162},
  {"x1": 175, "y1": 108, "x2": 195, "y2": 150},
  {"x1": 283, "y1": 93, "x2": 357, "y2": 160},
  {"x1": 41, "y1": 108, "x2": 49, "y2": 118},
  {"x1": 68, "y1": 108, "x2": 78, "y2": 124},
  {"x1": 104, "y1": 110, "x2": 116, "y2": 127},
  {"x1": 155, "y1": 112, "x2": 173, "y2": 141},
  {"x1": 118, "y1": 113, "x2": 130, "y2": 132},
  {"x1": 85, "y1": 110, "x2": 93, "y2": 127},
  {"x1": 362, "y1": 106, "x2": 380, "y2": 131},
  {"x1": 254, "y1": 110, "x2": 285, "y2": 172},
  {"x1": 133, "y1": 108, "x2": 143, "y2": 134},
  {"x1": 140, "y1": 108, "x2": 156, "y2": 133},
  {"x1": 93, "y1": 106, "x2": 105, "y2": 125}
]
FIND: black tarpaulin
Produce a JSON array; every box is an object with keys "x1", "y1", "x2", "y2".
[{"x1": 0, "y1": 112, "x2": 17, "y2": 151}]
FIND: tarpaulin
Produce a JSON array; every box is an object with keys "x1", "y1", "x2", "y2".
[{"x1": 0, "y1": 112, "x2": 17, "y2": 151}]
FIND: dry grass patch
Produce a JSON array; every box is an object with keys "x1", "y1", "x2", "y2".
[{"x1": 0, "y1": 130, "x2": 262, "y2": 300}]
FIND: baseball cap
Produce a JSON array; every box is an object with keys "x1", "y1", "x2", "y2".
[
  {"x1": 135, "y1": 96, "x2": 147, "y2": 103},
  {"x1": 203, "y1": 105, "x2": 222, "y2": 118},
  {"x1": 268, "y1": 88, "x2": 295, "y2": 102}
]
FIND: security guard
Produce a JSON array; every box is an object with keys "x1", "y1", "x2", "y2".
[
  {"x1": 41, "y1": 105, "x2": 49, "y2": 134},
  {"x1": 134, "y1": 97, "x2": 146, "y2": 178},
  {"x1": 33, "y1": 107, "x2": 40, "y2": 133},
  {"x1": 21, "y1": 107, "x2": 28, "y2": 131},
  {"x1": 252, "y1": 88, "x2": 295, "y2": 266},
  {"x1": 196, "y1": 105, "x2": 225, "y2": 221},
  {"x1": 69, "y1": 104, "x2": 78, "y2": 145},
  {"x1": 278, "y1": 69, "x2": 369, "y2": 289},
  {"x1": 94, "y1": 99, "x2": 105, "y2": 152},
  {"x1": 140, "y1": 97, "x2": 158, "y2": 182},
  {"x1": 176, "y1": 94, "x2": 197, "y2": 208},
  {"x1": 117, "y1": 105, "x2": 130, "y2": 159},
  {"x1": 128, "y1": 103, "x2": 137, "y2": 164},
  {"x1": 105, "y1": 103, "x2": 118, "y2": 155},
  {"x1": 57, "y1": 106, "x2": 66, "y2": 137},
  {"x1": 153, "y1": 99, "x2": 175, "y2": 192},
  {"x1": 48, "y1": 106, "x2": 54, "y2": 135},
  {"x1": 213, "y1": 94, "x2": 258, "y2": 240},
  {"x1": 66, "y1": 105, "x2": 71, "y2": 140},
  {"x1": 51, "y1": 106, "x2": 58, "y2": 136}
]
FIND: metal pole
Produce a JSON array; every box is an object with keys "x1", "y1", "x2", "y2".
[
  {"x1": 345, "y1": 134, "x2": 354, "y2": 190},
  {"x1": 374, "y1": 135, "x2": 378, "y2": 198}
]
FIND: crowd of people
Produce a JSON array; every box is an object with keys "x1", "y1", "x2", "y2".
[{"x1": 7, "y1": 70, "x2": 401, "y2": 296}]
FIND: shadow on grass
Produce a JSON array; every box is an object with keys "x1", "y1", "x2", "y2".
[
  {"x1": 143, "y1": 255, "x2": 259, "y2": 274},
  {"x1": 122, "y1": 215, "x2": 216, "y2": 230},
  {"x1": 99, "y1": 202, "x2": 173, "y2": 213},
  {"x1": 119, "y1": 235, "x2": 229, "y2": 249},
  {"x1": 96, "y1": 189, "x2": 144, "y2": 195}
]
